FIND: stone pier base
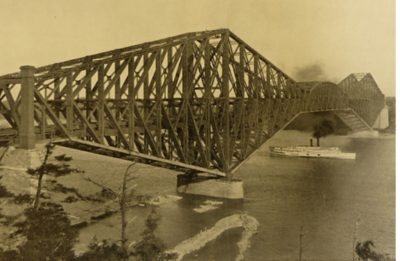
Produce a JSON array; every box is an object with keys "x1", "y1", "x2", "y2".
[
  {"x1": 177, "y1": 174, "x2": 244, "y2": 199},
  {"x1": 1, "y1": 146, "x2": 42, "y2": 169}
]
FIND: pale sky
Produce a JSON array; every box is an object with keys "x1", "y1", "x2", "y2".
[{"x1": 0, "y1": 0, "x2": 395, "y2": 95}]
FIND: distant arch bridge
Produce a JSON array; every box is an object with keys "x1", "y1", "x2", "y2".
[{"x1": 0, "y1": 29, "x2": 385, "y2": 178}]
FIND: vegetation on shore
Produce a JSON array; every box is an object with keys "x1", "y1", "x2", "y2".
[{"x1": 0, "y1": 143, "x2": 173, "y2": 260}]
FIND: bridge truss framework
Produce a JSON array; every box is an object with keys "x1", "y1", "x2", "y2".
[{"x1": 0, "y1": 29, "x2": 385, "y2": 178}]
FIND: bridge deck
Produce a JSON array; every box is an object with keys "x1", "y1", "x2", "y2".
[{"x1": 55, "y1": 138, "x2": 226, "y2": 177}]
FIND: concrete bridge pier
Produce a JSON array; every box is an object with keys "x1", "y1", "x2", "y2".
[
  {"x1": 19, "y1": 65, "x2": 36, "y2": 150},
  {"x1": 1, "y1": 65, "x2": 42, "y2": 169},
  {"x1": 176, "y1": 173, "x2": 244, "y2": 199}
]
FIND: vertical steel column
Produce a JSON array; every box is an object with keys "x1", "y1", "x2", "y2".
[
  {"x1": 254, "y1": 55, "x2": 261, "y2": 145},
  {"x1": 204, "y1": 38, "x2": 211, "y2": 165},
  {"x1": 54, "y1": 77, "x2": 60, "y2": 118},
  {"x1": 85, "y1": 67, "x2": 92, "y2": 140},
  {"x1": 98, "y1": 64, "x2": 105, "y2": 144},
  {"x1": 19, "y1": 65, "x2": 36, "y2": 149},
  {"x1": 239, "y1": 44, "x2": 246, "y2": 156},
  {"x1": 143, "y1": 54, "x2": 149, "y2": 153},
  {"x1": 167, "y1": 47, "x2": 174, "y2": 99},
  {"x1": 182, "y1": 40, "x2": 191, "y2": 162},
  {"x1": 128, "y1": 57, "x2": 136, "y2": 151},
  {"x1": 66, "y1": 72, "x2": 74, "y2": 133},
  {"x1": 222, "y1": 32, "x2": 231, "y2": 178},
  {"x1": 276, "y1": 74, "x2": 283, "y2": 128},
  {"x1": 115, "y1": 60, "x2": 121, "y2": 147},
  {"x1": 167, "y1": 47, "x2": 173, "y2": 158},
  {"x1": 266, "y1": 65, "x2": 274, "y2": 135},
  {"x1": 40, "y1": 87, "x2": 47, "y2": 139},
  {"x1": 155, "y1": 50, "x2": 162, "y2": 155}
]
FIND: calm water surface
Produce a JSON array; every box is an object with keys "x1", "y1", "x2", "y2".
[{"x1": 156, "y1": 130, "x2": 395, "y2": 261}]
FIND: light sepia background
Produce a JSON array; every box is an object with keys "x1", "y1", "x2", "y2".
[
  {"x1": 0, "y1": 0, "x2": 395, "y2": 96},
  {"x1": 0, "y1": 1, "x2": 396, "y2": 260}
]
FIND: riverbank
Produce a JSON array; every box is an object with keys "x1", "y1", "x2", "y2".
[
  {"x1": 0, "y1": 143, "x2": 258, "y2": 260},
  {"x1": 0, "y1": 143, "x2": 180, "y2": 254},
  {"x1": 1, "y1": 130, "x2": 392, "y2": 260}
]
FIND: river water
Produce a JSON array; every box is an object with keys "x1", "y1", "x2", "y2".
[{"x1": 155, "y1": 130, "x2": 395, "y2": 261}]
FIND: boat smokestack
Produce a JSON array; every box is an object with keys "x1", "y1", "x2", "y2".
[
  {"x1": 310, "y1": 139, "x2": 313, "y2": 147},
  {"x1": 313, "y1": 118, "x2": 336, "y2": 148}
]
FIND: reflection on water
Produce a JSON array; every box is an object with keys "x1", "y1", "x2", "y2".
[{"x1": 157, "y1": 131, "x2": 395, "y2": 261}]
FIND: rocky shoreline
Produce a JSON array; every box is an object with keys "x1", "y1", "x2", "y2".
[
  {"x1": 0, "y1": 143, "x2": 259, "y2": 260},
  {"x1": 167, "y1": 213, "x2": 259, "y2": 261}
]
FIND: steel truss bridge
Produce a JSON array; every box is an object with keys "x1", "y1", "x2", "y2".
[{"x1": 0, "y1": 29, "x2": 385, "y2": 178}]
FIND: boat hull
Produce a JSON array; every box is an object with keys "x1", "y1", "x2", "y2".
[{"x1": 270, "y1": 146, "x2": 356, "y2": 160}]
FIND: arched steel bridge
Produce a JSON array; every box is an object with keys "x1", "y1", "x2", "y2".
[{"x1": 0, "y1": 29, "x2": 385, "y2": 178}]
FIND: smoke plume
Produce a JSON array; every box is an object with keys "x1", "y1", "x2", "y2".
[
  {"x1": 312, "y1": 118, "x2": 336, "y2": 139},
  {"x1": 294, "y1": 64, "x2": 326, "y2": 81}
]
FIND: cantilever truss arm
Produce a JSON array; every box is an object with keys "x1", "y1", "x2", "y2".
[{"x1": 0, "y1": 29, "x2": 384, "y2": 177}]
